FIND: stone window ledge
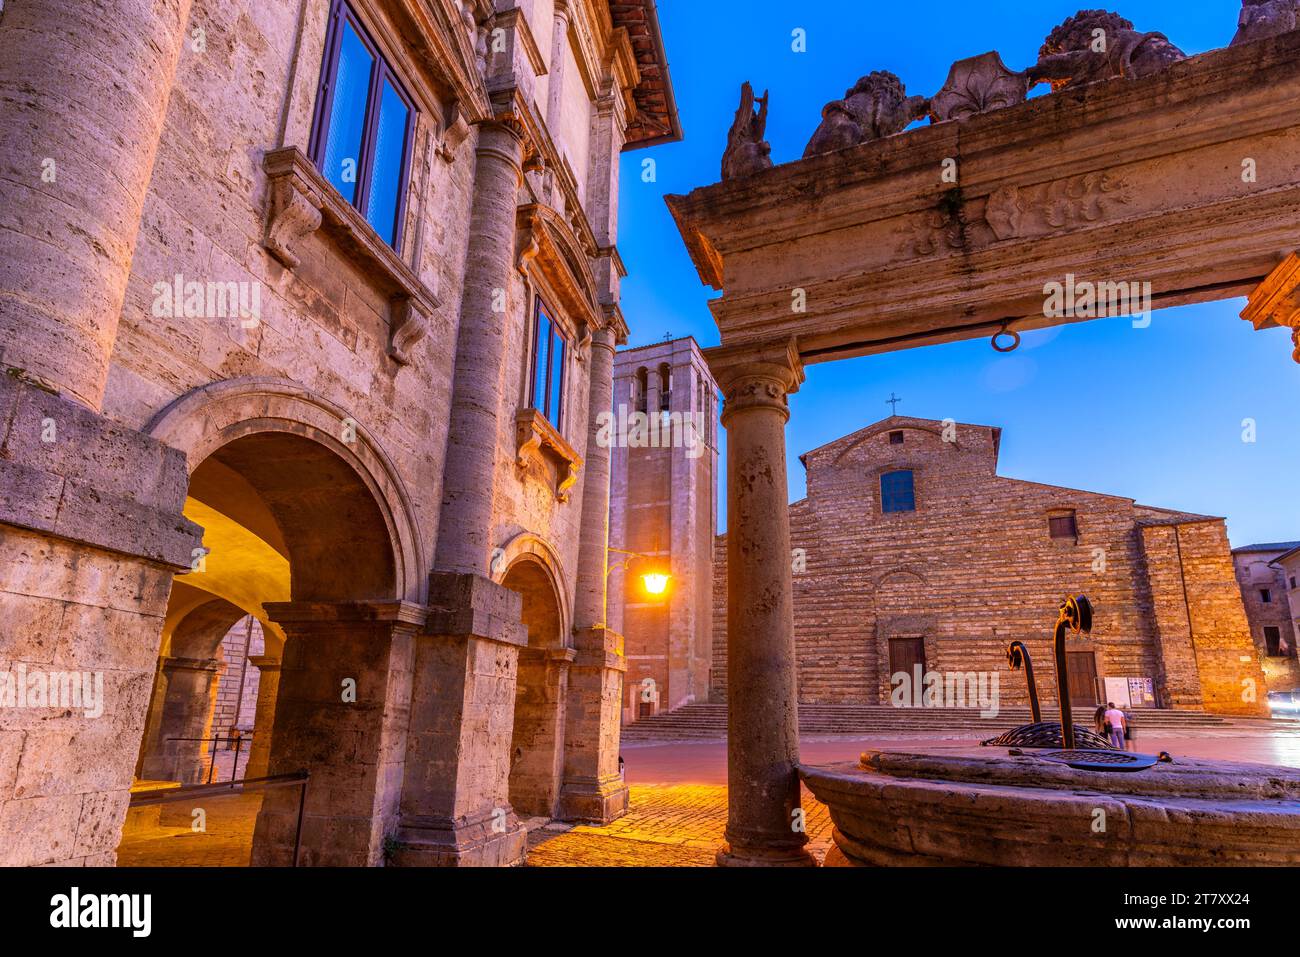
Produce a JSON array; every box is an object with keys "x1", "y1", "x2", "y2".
[
  {"x1": 515, "y1": 408, "x2": 582, "y2": 502},
  {"x1": 261, "y1": 145, "x2": 439, "y2": 365}
]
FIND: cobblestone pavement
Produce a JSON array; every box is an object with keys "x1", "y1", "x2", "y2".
[
  {"x1": 115, "y1": 725, "x2": 1300, "y2": 866},
  {"x1": 525, "y1": 783, "x2": 833, "y2": 867},
  {"x1": 117, "y1": 794, "x2": 261, "y2": 867}
]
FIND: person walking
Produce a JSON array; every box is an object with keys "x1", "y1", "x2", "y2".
[
  {"x1": 1123, "y1": 706, "x2": 1137, "y2": 752},
  {"x1": 1093, "y1": 704, "x2": 1107, "y2": 738},
  {"x1": 1103, "y1": 701, "x2": 1127, "y2": 750}
]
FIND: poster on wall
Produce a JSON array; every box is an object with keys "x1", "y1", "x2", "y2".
[
  {"x1": 1128, "y1": 677, "x2": 1156, "y2": 707},
  {"x1": 1103, "y1": 677, "x2": 1131, "y2": 708}
]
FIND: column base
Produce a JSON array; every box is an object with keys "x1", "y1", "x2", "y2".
[
  {"x1": 716, "y1": 840, "x2": 818, "y2": 867},
  {"x1": 388, "y1": 816, "x2": 527, "y2": 867},
  {"x1": 558, "y1": 775, "x2": 629, "y2": 824}
]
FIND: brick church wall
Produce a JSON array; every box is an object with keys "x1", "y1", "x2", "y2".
[{"x1": 712, "y1": 417, "x2": 1267, "y2": 715}]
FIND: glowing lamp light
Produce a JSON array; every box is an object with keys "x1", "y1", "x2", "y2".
[{"x1": 641, "y1": 572, "x2": 670, "y2": 597}]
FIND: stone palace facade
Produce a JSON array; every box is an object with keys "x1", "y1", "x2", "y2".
[{"x1": 0, "y1": 0, "x2": 679, "y2": 866}]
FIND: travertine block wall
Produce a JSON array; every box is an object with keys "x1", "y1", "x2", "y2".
[
  {"x1": 0, "y1": 0, "x2": 674, "y2": 865},
  {"x1": 710, "y1": 417, "x2": 1266, "y2": 716}
]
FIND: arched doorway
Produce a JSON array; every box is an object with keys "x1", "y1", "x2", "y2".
[
  {"x1": 120, "y1": 379, "x2": 425, "y2": 866},
  {"x1": 136, "y1": 593, "x2": 248, "y2": 784},
  {"x1": 503, "y1": 557, "x2": 569, "y2": 819}
]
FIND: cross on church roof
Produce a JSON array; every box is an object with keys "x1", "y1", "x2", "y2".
[
  {"x1": 886, "y1": 393, "x2": 903, "y2": 415},
  {"x1": 662, "y1": 332, "x2": 674, "y2": 343}
]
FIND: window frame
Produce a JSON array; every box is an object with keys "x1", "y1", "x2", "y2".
[
  {"x1": 1048, "y1": 511, "x2": 1080, "y2": 542},
  {"x1": 879, "y1": 469, "x2": 916, "y2": 514},
  {"x1": 309, "y1": 0, "x2": 416, "y2": 251},
  {"x1": 528, "y1": 295, "x2": 568, "y2": 431},
  {"x1": 1260, "y1": 588, "x2": 1273, "y2": 604},
  {"x1": 1264, "y1": 626, "x2": 1283, "y2": 657}
]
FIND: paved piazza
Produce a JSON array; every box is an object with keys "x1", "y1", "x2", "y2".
[{"x1": 117, "y1": 723, "x2": 1300, "y2": 867}]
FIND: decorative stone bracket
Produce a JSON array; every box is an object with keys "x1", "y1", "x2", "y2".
[
  {"x1": 515, "y1": 407, "x2": 583, "y2": 502},
  {"x1": 261, "y1": 146, "x2": 440, "y2": 365},
  {"x1": 1241, "y1": 252, "x2": 1300, "y2": 364}
]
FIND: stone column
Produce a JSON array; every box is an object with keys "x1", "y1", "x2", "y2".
[
  {"x1": 545, "y1": 1, "x2": 572, "y2": 134},
  {"x1": 250, "y1": 602, "x2": 421, "y2": 867},
  {"x1": 434, "y1": 118, "x2": 526, "y2": 576},
  {"x1": 706, "y1": 340, "x2": 814, "y2": 867},
  {"x1": 573, "y1": 324, "x2": 619, "y2": 630},
  {"x1": 559, "y1": 324, "x2": 628, "y2": 822},
  {"x1": 0, "y1": 0, "x2": 201, "y2": 867},
  {"x1": 137, "y1": 656, "x2": 223, "y2": 784},
  {"x1": 398, "y1": 107, "x2": 535, "y2": 867},
  {"x1": 0, "y1": 0, "x2": 193, "y2": 410},
  {"x1": 244, "y1": 655, "x2": 281, "y2": 779}
]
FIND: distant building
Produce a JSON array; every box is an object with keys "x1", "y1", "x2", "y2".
[
  {"x1": 608, "y1": 338, "x2": 719, "y2": 723},
  {"x1": 1234, "y1": 542, "x2": 1300, "y2": 693},
  {"x1": 710, "y1": 416, "x2": 1267, "y2": 715}
]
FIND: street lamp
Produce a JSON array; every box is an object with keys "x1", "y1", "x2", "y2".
[{"x1": 606, "y1": 547, "x2": 671, "y2": 617}]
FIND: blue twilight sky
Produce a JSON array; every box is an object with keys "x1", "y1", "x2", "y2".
[{"x1": 614, "y1": 0, "x2": 1300, "y2": 546}]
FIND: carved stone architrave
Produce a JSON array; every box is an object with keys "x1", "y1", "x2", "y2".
[
  {"x1": 262, "y1": 147, "x2": 441, "y2": 367},
  {"x1": 1241, "y1": 252, "x2": 1300, "y2": 363},
  {"x1": 514, "y1": 203, "x2": 602, "y2": 335},
  {"x1": 983, "y1": 173, "x2": 1128, "y2": 242},
  {"x1": 515, "y1": 407, "x2": 583, "y2": 502},
  {"x1": 930, "y1": 52, "x2": 1030, "y2": 123}
]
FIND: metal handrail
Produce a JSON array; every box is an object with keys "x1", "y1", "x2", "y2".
[
  {"x1": 166, "y1": 732, "x2": 253, "y2": 784},
  {"x1": 128, "y1": 771, "x2": 310, "y2": 866}
]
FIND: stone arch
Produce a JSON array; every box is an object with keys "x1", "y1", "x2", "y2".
[
  {"x1": 137, "y1": 597, "x2": 248, "y2": 784},
  {"x1": 501, "y1": 544, "x2": 571, "y2": 819},
  {"x1": 146, "y1": 377, "x2": 425, "y2": 603},
  {"x1": 831, "y1": 420, "x2": 961, "y2": 466},
  {"x1": 872, "y1": 568, "x2": 936, "y2": 703},
  {"x1": 493, "y1": 531, "x2": 573, "y2": 646}
]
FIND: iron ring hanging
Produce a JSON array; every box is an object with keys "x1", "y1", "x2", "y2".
[{"x1": 991, "y1": 322, "x2": 1021, "y2": 353}]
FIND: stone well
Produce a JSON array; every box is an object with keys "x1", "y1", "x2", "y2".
[{"x1": 801, "y1": 747, "x2": 1300, "y2": 866}]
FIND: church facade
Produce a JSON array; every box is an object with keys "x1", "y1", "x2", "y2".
[
  {"x1": 0, "y1": 0, "x2": 678, "y2": 867},
  {"x1": 711, "y1": 416, "x2": 1268, "y2": 716}
]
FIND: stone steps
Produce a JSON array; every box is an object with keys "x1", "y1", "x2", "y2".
[{"x1": 621, "y1": 702, "x2": 1250, "y2": 742}]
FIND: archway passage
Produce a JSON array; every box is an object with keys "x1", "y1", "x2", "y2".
[
  {"x1": 504, "y1": 559, "x2": 569, "y2": 819},
  {"x1": 119, "y1": 429, "x2": 411, "y2": 866}
]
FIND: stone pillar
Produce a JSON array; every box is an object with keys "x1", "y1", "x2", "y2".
[
  {"x1": 137, "y1": 656, "x2": 223, "y2": 784},
  {"x1": 389, "y1": 573, "x2": 530, "y2": 867},
  {"x1": 434, "y1": 119, "x2": 526, "y2": 576},
  {"x1": 545, "y1": 1, "x2": 572, "y2": 134},
  {"x1": 250, "y1": 602, "x2": 421, "y2": 867},
  {"x1": 706, "y1": 340, "x2": 814, "y2": 867},
  {"x1": 244, "y1": 656, "x2": 281, "y2": 779},
  {"x1": 0, "y1": 0, "x2": 193, "y2": 410},
  {"x1": 560, "y1": 322, "x2": 629, "y2": 821},
  {"x1": 0, "y1": 0, "x2": 201, "y2": 867}
]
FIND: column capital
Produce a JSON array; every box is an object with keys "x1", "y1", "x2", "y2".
[
  {"x1": 1241, "y1": 252, "x2": 1300, "y2": 363},
  {"x1": 247, "y1": 655, "x2": 282, "y2": 672},
  {"x1": 263, "y1": 600, "x2": 429, "y2": 630},
  {"x1": 705, "y1": 338, "x2": 805, "y2": 424}
]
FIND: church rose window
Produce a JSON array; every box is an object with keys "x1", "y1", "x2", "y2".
[
  {"x1": 310, "y1": 0, "x2": 415, "y2": 250},
  {"x1": 530, "y1": 299, "x2": 568, "y2": 429},
  {"x1": 880, "y1": 470, "x2": 915, "y2": 513}
]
